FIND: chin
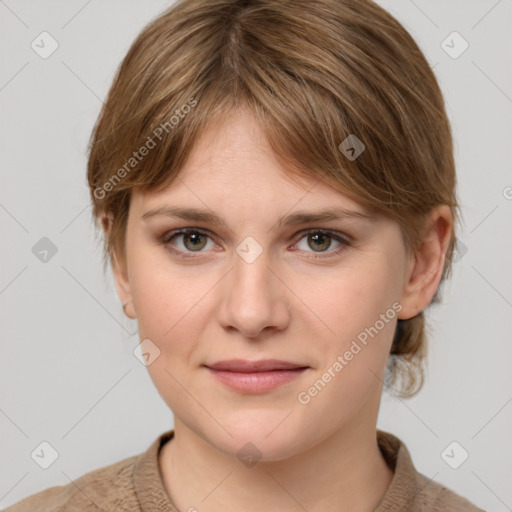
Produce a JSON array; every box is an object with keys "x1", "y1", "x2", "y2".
[
  {"x1": 202, "y1": 410, "x2": 311, "y2": 463},
  {"x1": 216, "y1": 433, "x2": 304, "y2": 464}
]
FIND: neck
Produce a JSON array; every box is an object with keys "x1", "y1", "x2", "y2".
[{"x1": 159, "y1": 407, "x2": 393, "y2": 512}]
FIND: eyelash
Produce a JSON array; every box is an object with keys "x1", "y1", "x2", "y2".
[{"x1": 159, "y1": 228, "x2": 351, "y2": 260}]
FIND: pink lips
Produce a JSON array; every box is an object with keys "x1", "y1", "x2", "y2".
[{"x1": 205, "y1": 359, "x2": 309, "y2": 393}]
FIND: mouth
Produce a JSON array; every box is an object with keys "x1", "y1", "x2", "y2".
[{"x1": 204, "y1": 359, "x2": 310, "y2": 393}]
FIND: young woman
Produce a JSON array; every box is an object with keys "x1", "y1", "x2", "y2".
[{"x1": 6, "y1": 0, "x2": 485, "y2": 510}]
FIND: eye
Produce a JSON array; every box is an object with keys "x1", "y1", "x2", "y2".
[
  {"x1": 293, "y1": 229, "x2": 351, "y2": 258},
  {"x1": 161, "y1": 229, "x2": 216, "y2": 258},
  {"x1": 160, "y1": 228, "x2": 351, "y2": 260}
]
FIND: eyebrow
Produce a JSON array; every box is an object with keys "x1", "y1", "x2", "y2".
[{"x1": 141, "y1": 206, "x2": 374, "y2": 230}]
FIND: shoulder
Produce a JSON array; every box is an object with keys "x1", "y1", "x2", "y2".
[
  {"x1": 414, "y1": 471, "x2": 487, "y2": 512},
  {"x1": 376, "y1": 430, "x2": 486, "y2": 512},
  {"x1": 3, "y1": 453, "x2": 141, "y2": 512}
]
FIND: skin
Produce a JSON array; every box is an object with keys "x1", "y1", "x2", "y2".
[{"x1": 105, "y1": 108, "x2": 453, "y2": 512}]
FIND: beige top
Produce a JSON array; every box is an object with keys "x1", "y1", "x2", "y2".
[{"x1": 3, "y1": 429, "x2": 485, "y2": 511}]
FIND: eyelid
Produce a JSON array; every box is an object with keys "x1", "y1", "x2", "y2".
[
  {"x1": 161, "y1": 227, "x2": 352, "y2": 244},
  {"x1": 160, "y1": 227, "x2": 214, "y2": 244},
  {"x1": 294, "y1": 228, "x2": 353, "y2": 245}
]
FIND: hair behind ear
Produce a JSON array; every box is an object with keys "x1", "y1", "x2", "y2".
[{"x1": 386, "y1": 315, "x2": 426, "y2": 398}]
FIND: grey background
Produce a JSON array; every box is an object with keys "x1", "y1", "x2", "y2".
[{"x1": 1, "y1": 1, "x2": 511, "y2": 510}]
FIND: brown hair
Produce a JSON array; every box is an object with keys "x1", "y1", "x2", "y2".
[{"x1": 87, "y1": 0, "x2": 458, "y2": 398}]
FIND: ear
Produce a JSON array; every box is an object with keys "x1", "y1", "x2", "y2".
[
  {"x1": 398, "y1": 205, "x2": 453, "y2": 320},
  {"x1": 102, "y1": 213, "x2": 136, "y2": 319}
]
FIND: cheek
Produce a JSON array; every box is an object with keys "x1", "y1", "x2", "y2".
[
  {"x1": 127, "y1": 259, "x2": 213, "y2": 417},
  {"x1": 305, "y1": 261, "x2": 398, "y2": 347},
  {"x1": 296, "y1": 260, "x2": 399, "y2": 399},
  {"x1": 126, "y1": 245, "x2": 205, "y2": 357}
]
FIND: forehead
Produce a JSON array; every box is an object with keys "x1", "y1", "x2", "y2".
[{"x1": 131, "y1": 110, "x2": 367, "y2": 215}]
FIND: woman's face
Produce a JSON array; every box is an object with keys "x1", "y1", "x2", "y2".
[{"x1": 116, "y1": 109, "x2": 414, "y2": 460}]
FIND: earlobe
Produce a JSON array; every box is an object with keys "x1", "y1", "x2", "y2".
[{"x1": 398, "y1": 206, "x2": 453, "y2": 320}]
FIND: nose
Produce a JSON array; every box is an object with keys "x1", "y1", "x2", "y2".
[{"x1": 216, "y1": 247, "x2": 291, "y2": 339}]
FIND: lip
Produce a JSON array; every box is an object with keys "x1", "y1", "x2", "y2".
[
  {"x1": 204, "y1": 359, "x2": 309, "y2": 393},
  {"x1": 207, "y1": 359, "x2": 307, "y2": 372}
]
